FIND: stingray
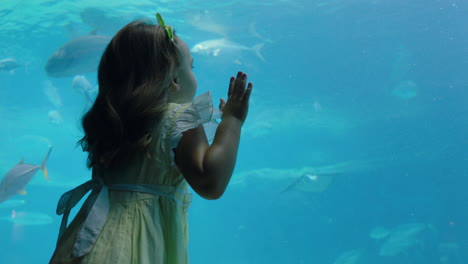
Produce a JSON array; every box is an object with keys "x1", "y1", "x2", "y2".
[{"x1": 280, "y1": 172, "x2": 341, "y2": 193}]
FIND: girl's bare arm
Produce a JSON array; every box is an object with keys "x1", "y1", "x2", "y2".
[{"x1": 174, "y1": 72, "x2": 252, "y2": 199}]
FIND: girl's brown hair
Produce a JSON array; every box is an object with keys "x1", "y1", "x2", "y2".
[{"x1": 78, "y1": 20, "x2": 180, "y2": 169}]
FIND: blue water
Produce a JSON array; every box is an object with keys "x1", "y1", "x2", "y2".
[{"x1": 1, "y1": 0, "x2": 467, "y2": 263}]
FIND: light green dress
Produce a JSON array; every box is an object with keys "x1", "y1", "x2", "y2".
[{"x1": 50, "y1": 92, "x2": 216, "y2": 264}]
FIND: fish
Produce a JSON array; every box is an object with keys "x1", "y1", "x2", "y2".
[
  {"x1": 43, "y1": 80, "x2": 62, "y2": 108},
  {"x1": 369, "y1": 226, "x2": 390, "y2": 240},
  {"x1": 0, "y1": 58, "x2": 22, "y2": 73},
  {"x1": 438, "y1": 243, "x2": 462, "y2": 264},
  {"x1": 187, "y1": 11, "x2": 229, "y2": 37},
  {"x1": 80, "y1": 7, "x2": 129, "y2": 35},
  {"x1": 71, "y1": 75, "x2": 97, "y2": 106},
  {"x1": 333, "y1": 249, "x2": 363, "y2": 264},
  {"x1": 392, "y1": 80, "x2": 418, "y2": 100},
  {"x1": 45, "y1": 33, "x2": 111, "y2": 78},
  {"x1": 48, "y1": 110, "x2": 63, "y2": 125},
  {"x1": 0, "y1": 146, "x2": 52, "y2": 203},
  {"x1": 378, "y1": 222, "x2": 437, "y2": 256},
  {"x1": 0, "y1": 199, "x2": 25, "y2": 209},
  {"x1": 191, "y1": 38, "x2": 265, "y2": 61},
  {"x1": 280, "y1": 172, "x2": 340, "y2": 193},
  {"x1": 0, "y1": 209, "x2": 53, "y2": 225},
  {"x1": 248, "y1": 21, "x2": 273, "y2": 43}
]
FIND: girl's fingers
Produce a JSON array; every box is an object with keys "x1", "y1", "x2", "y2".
[
  {"x1": 219, "y1": 98, "x2": 226, "y2": 109},
  {"x1": 242, "y1": 82, "x2": 253, "y2": 102},
  {"x1": 234, "y1": 73, "x2": 247, "y2": 98},
  {"x1": 233, "y1": 72, "x2": 243, "y2": 97},
  {"x1": 228, "y1": 77, "x2": 235, "y2": 98}
]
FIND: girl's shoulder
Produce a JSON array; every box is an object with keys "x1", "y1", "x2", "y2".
[
  {"x1": 164, "y1": 91, "x2": 217, "y2": 128},
  {"x1": 161, "y1": 91, "x2": 220, "y2": 162}
]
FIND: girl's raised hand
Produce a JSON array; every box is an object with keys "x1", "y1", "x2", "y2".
[{"x1": 219, "y1": 71, "x2": 252, "y2": 124}]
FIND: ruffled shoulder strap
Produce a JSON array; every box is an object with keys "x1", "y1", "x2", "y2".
[{"x1": 162, "y1": 91, "x2": 221, "y2": 165}]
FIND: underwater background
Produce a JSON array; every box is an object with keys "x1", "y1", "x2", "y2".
[{"x1": 0, "y1": 0, "x2": 467, "y2": 263}]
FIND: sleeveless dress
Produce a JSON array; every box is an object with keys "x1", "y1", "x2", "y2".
[{"x1": 50, "y1": 92, "x2": 218, "y2": 264}]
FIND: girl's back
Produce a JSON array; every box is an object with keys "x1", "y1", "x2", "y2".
[
  {"x1": 51, "y1": 98, "x2": 215, "y2": 263},
  {"x1": 50, "y1": 15, "x2": 252, "y2": 264}
]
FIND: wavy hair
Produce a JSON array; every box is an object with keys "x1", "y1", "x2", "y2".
[{"x1": 78, "y1": 20, "x2": 180, "y2": 169}]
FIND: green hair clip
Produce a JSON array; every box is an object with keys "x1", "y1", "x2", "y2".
[{"x1": 156, "y1": 13, "x2": 174, "y2": 41}]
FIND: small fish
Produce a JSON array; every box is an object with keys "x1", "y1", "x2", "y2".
[
  {"x1": 0, "y1": 58, "x2": 22, "y2": 73},
  {"x1": 369, "y1": 226, "x2": 390, "y2": 240},
  {"x1": 0, "y1": 209, "x2": 53, "y2": 225},
  {"x1": 187, "y1": 11, "x2": 229, "y2": 37},
  {"x1": 0, "y1": 199, "x2": 25, "y2": 209},
  {"x1": 392, "y1": 80, "x2": 418, "y2": 100},
  {"x1": 45, "y1": 33, "x2": 111, "y2": 78},
  {"x1": 280, "y1": 172, "x2": 339, "y2": 193},
  {"x1": 80, "y1": 7, "x2": 131, "y2": 35},
  {"x1": 71, "y1": 75, "x2": 97, "y2": 106},
  {"x1": 378, "y1": 222, "x2": 436, "y2": 256},
  {"x1": 191, "y1": 38, "x2": 265, "y2": 61},
  {"x1": 48, "y1": 110, "x2": 63, "y2": 125},
  {"x1": 0, "y1": 146, "x2": 52, "y2": 203},
  {"x1": 43, "y1": 80, "x2": 63, "y2": 108},
  {"x1": 333, "y1": 249, "x2": 363, "y2": 264}
]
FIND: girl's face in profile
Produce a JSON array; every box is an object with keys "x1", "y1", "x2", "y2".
[{"x1": 169, "y1": 36, "x2": 197, "y2": 103}]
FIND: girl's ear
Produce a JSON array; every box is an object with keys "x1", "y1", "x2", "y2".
[
  {"x1": 167, "y1": 77, "x2": 181, "y2": 103},
  {"x1": 169, "y1": 77, "x2": 180, "y2": 91}
]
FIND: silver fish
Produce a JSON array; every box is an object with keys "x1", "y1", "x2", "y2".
[
  {"x1": 48, "y1": 110, "x2": 63, "y2": 125},
  {"x1": 0, "y1": 210, "x2": 53, "y2": 225},
  {"x1": 187, "y1": 11, "x2": 229, "y2": 37},
  {"x1": 0, "y1": 58, "x2": 22, "y2": 72},
  {"x1": 0, "y1": 199, "x2": 25, "y2": 209},
  {"x1": 0, "y1": 147, "x2": 52, "y2": 203},
  {"x1": 72, "y1": 75, "x2": 97, "y2": 106},
  {"x1": 379, "y1": 222, "x2": 436, "y2": 256},
  {"x1": 80, "y1": 7, "x2": 130, "y2": 35},
  {"x1": 45, "y1": 33, "x2": 111, "y2": 78},
  {"x1": 333, "y1": 249, "x2": 363, "y2": 264},
  {"x1": 369, "y1": 226, "x2": 391, "y2": 240},
  {"x1": 392, "y1": 80, "x2": 418, "y2": 100},
  {"x1": 191, "y1": 38, "x2": 265, "y2": 61}
]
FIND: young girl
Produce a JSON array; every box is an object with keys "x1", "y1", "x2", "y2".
[{"x1": 50, "y1": 15, "x2": 252, "y2": 264}]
